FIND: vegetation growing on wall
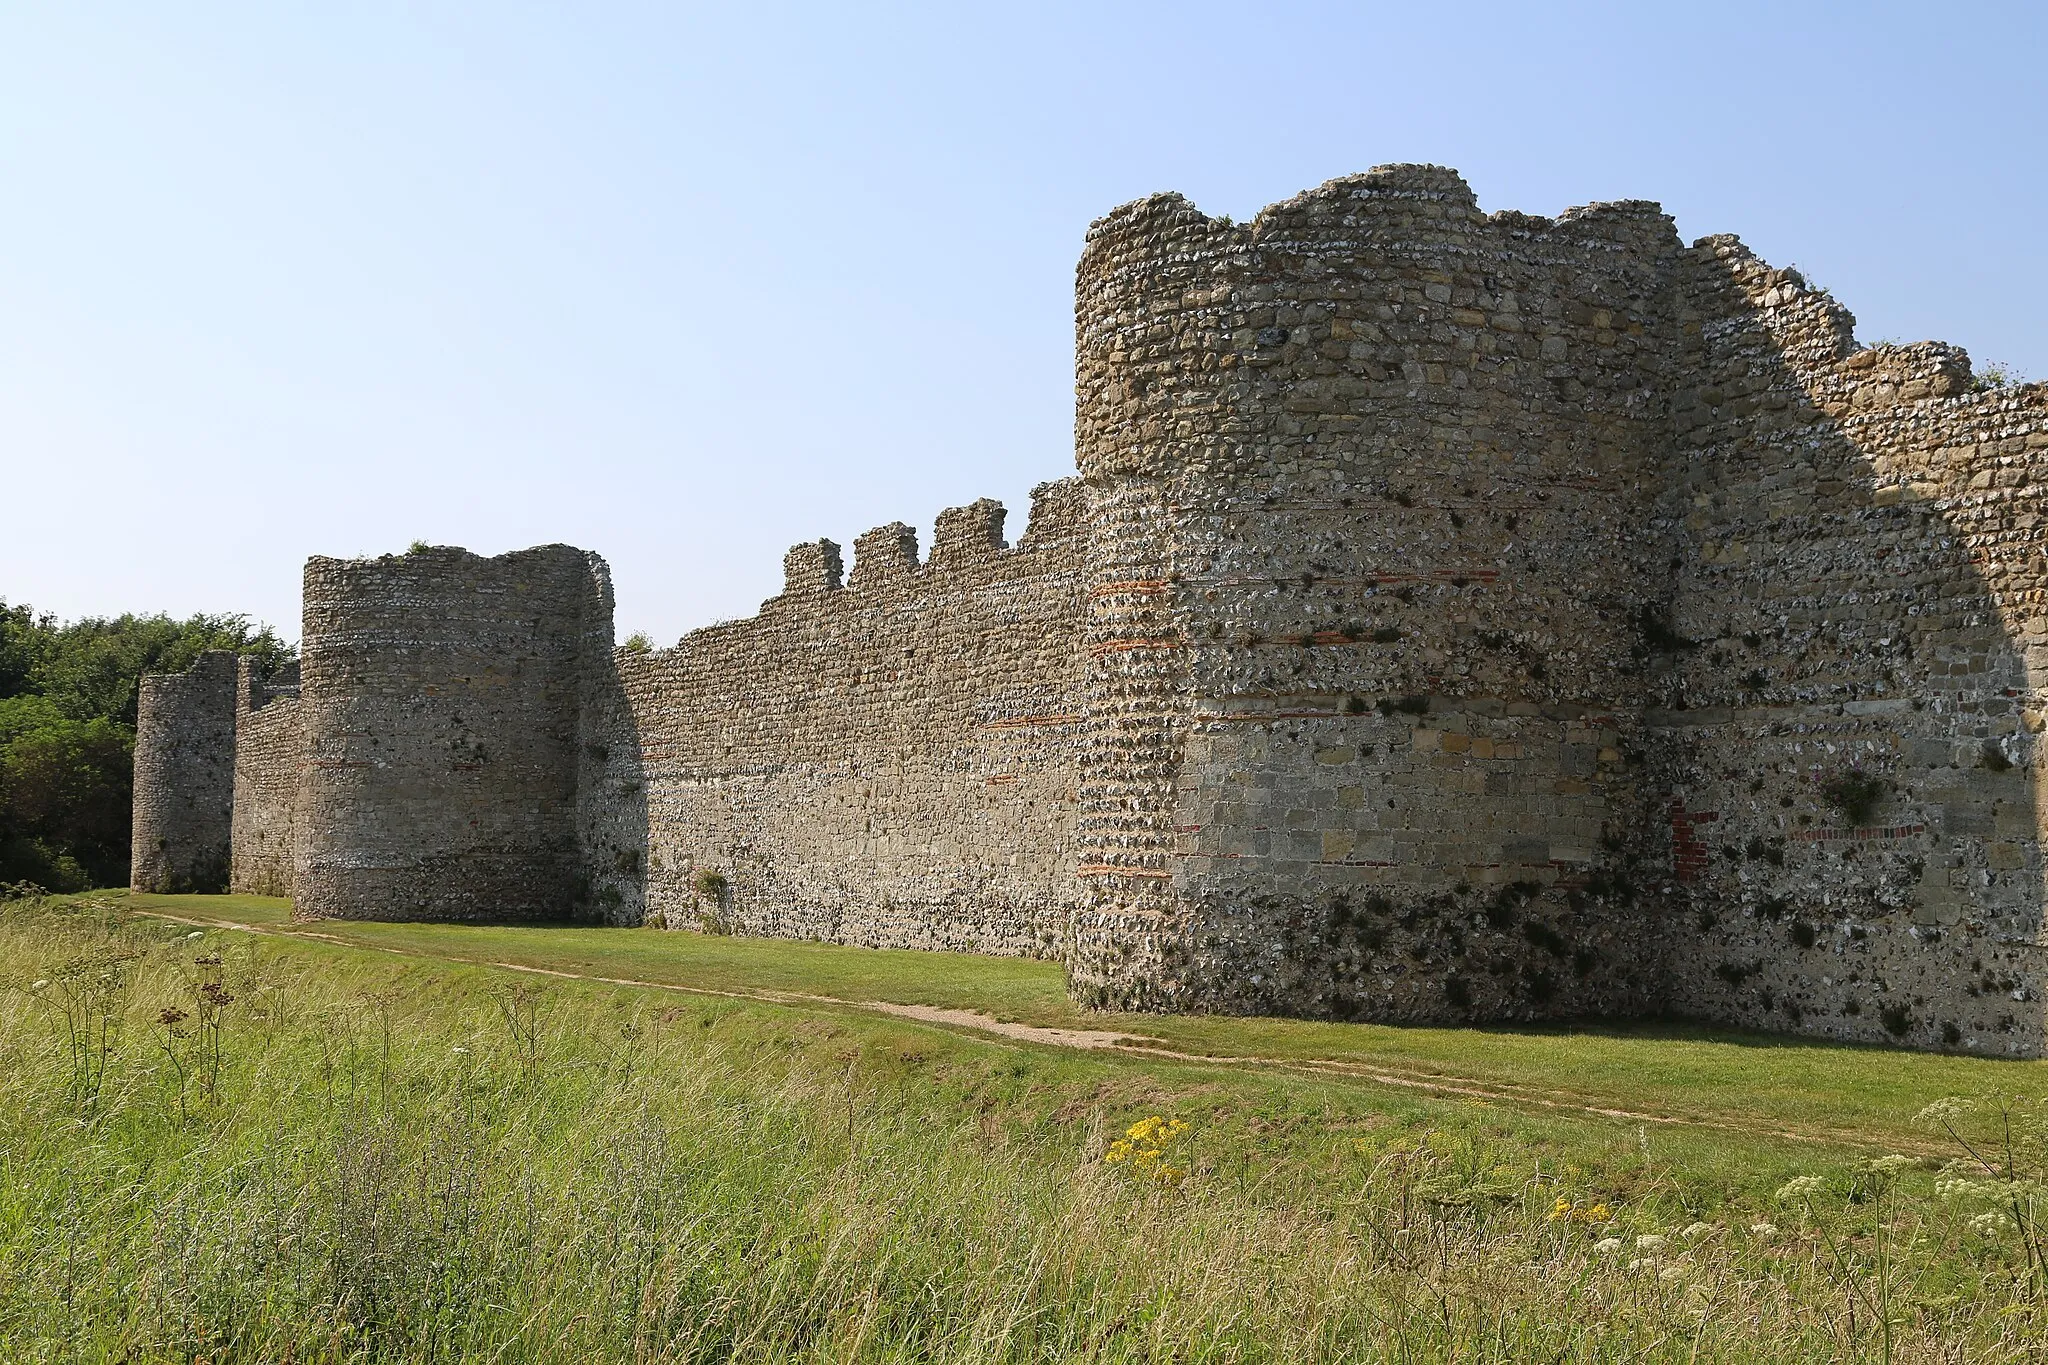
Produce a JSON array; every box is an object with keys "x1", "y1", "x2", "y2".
[{"x1": 1820, "y1": 770, "x2": 1891, "y2": 828}]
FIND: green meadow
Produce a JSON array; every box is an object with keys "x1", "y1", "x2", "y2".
[{"x1": 2, "y1": 889, "x2": 2044, "y2": 1361}]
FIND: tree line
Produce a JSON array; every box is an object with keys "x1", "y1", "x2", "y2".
[{"x1": 0, "y1": 601, "x2": 291, "y2": 891}]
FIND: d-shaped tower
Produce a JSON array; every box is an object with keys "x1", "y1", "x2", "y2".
[{"x1": 1069, "y1": 165, "x2": 1685, "y2": 1019}]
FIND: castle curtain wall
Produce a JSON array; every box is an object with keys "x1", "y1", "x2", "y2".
[
  {"x1": 229, "y1": 656, "x2": 302, "y2": 897},
  {"x1": 614, "y1": 483, "x2": 1088, "y2": 955},
  {"x1": 125, "y1": 165, "x2": 2048, "y2": 1054},
  {"x1": 1653, "y1": 239, "x2": 2048, "y2": 1054}
]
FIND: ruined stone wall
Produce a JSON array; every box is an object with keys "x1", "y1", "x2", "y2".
[
  {"x1": 576, "y1": 571, "x2": 649, "y2": 928},
  {"x1": 294, "y1": 545, "x2": 613, "y2": 923},
  {"x1": 1654, "y1": 238, "x2": 2048, "y2": 1054},
  {"x1": 613, "y1": 482, "x2": 1087, "y2": 955},
  {"x1": 1070, "y1": 166, "x2": 1687, "y2": 1022},
  {"x1": 131, "y1": 650, "x2": 239, "y2": 893},
  {"x1": 127, "y1": 163, "x2": 2048, "y2": 1055},
  {"x1": 1065, "y1": 163, "x2": 2047, "y2": 1052},
  {"x1": 230, "y1": 657, "x2": 302, "y2": 897}
]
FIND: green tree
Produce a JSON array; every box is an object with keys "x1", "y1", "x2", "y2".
[
  {"x1": 0, "y1": 704, "x2": 132, "y2": 890},
  {"x1": 27, "y1": 610, "x2": 291, "y2": 726},
  {"x1": 0, "y1": 601, "x2": 42, "y2": 700}
]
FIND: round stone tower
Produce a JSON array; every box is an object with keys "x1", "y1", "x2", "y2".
[
  {"x1": 1070, "y1": 165, "x2": 1685, "y2": 1021},
  {"x1": 131, "y1": 650, "x2": 240, "y2": 893},
  {"x1": 293, "y1": 544, "x2": 613, "y2": 922}
]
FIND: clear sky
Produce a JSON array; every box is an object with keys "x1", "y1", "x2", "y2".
[{"x1": 3, "y1": 2, "x2": 2042, "y2": 645}]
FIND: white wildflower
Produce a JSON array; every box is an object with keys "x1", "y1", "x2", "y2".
[
  {"x1": 1679, "y1": 1221, "x2": 1715, "y2": 1239},
  {"x1": 1635, "y1": 1234, "x2": 1668, "y2": 1252},
  {"x1": 1627, "y1": 1256, "x2": 1654, "y2": 1271},
  {"x1": 185, "y1": 930, "x2": 204, "y2": 939},
  {"x1": 1657, "y1": 1264, "x2": 1687, "y2": 1281},
  {"x1": 1969, "y1": 1211, "x2": 2016, "y2": 1236},
  {"x1": 1593, "y1": 1237, "x2": 1624, "y2": 1254},
  {"x1": 30, "y1": 979, "x2": 49, "y2": 991},
  {"x1": 1775, "y1": 1175, "x2": 1825, "y2": 1202},
  {"x1": 1916, "y1": 1096, "x2": 1972, "y2": 1125},
  {"x1": 451, "y1": 1046, "x2": 470, "y2": 1054},
  {"x1": 1749, "y1": 1222, "x2": 1779, "y2": 1238},
  {"x1": 1867, "y1": 1154, "x2": 1915, "y2": 1176}
]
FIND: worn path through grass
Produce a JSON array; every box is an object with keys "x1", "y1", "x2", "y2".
[{"x1": 119, "y1": 891, "x2": 2048, "y2": 1158}]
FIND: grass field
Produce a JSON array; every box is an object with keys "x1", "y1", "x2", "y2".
[
  {"x1": 3, "y1": 890, "x2": 2045, "y2": 1361},
  {"x1": 126, "y1": 891, "x2": 2047, "y2": 1156}
]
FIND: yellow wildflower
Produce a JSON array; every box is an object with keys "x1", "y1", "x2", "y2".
[{"x1": 1103, "y1": 1115, "x2": 1193, "y2": 1184}]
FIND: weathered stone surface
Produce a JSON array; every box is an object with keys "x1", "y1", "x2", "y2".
[
  {"x1": 130, "y1": 164, "x2": 2048, "y2": 1055},
  {"x1": 1071, "y1": 169, "x2": 1682, "y2": 1024},
  {"x1": 292, "y1": 544, "x2": 614, "y2": 924},
  {"x1": 591, "y1": 479, "x2": 1089, "y2": 953},
  {"x1": 229, "y1": 657, "x2": 300, "y2": 897},
  {"x1": 1065, "y1": 167, "x2": 2048, "y2": 1055},
  {"x1": 1648, "y1": 238, "x2": 2048, "y2": 1055},
  {"x1": 131, "y1": 650, "x2": 238, "y2": 893}
]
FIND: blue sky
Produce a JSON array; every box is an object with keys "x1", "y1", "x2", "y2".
[{"x1": 2, "y1": 2, "x2": 2042, "y2": 644}]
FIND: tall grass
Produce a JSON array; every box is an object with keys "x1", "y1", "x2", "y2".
[{"x1": 0, "y1": 894, "x2": 2042, "y2": 1362}]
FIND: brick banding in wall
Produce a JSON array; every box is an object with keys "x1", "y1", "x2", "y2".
[
  {"x1": 1792, "y1": 825, "x2": 1928, "y2": 843},
  {"x1": 1669, "y1": 803, "x2": 1718, "y2": 884}
]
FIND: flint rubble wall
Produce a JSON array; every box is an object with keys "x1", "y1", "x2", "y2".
[
  {"x1": 1653, "y1": 238, "x2": 2048, "y2": 1053},
  {"x1": 130, "y1": 650, "x2": 239, "y2": 894},
  {"x1": 293, "y1": 545, "x2": 612, "y2": 923},
  {"x1": 609, "y1": 482, "x2": 1089, "y2": 955},
  {"x1": 1066, "y1": 164, "x2": 2047, "y2": 1052},
  {"x1": 229, "y1": 658, "x2": 302, "y2": 897},
  {"x1": 1070, "y1": 166, "x2": 1685, "y2": 1021}
]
